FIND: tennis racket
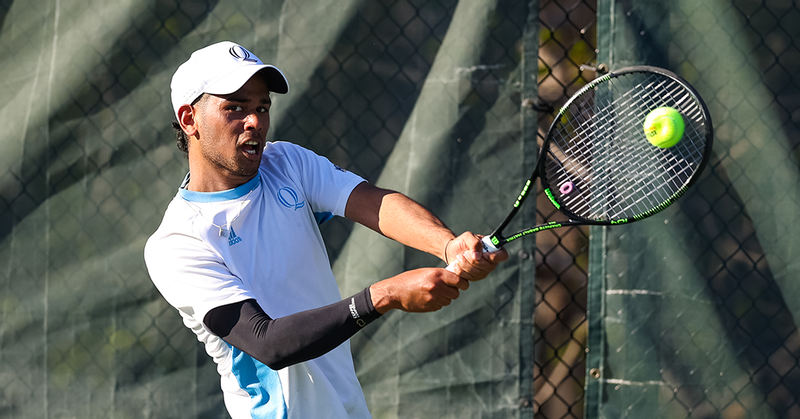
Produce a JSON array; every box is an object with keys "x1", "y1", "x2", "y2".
[{"x1": 448, "y1": 65, "x2": 712, "y2": 269}]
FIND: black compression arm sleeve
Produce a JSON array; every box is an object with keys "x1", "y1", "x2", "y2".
[{"x1": 203, "y1": 287, "x2": 381, "y2": 370}]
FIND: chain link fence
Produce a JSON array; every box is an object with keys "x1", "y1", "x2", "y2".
[
  {"x1": 584, "y1": 1, "x2": 800, "y2": 418},
  {"x1": 533, "y1": 1, "x2": 596, "y2": 418},
  {"x1": 1, "y1": 0, "x2": 799, "y2": 418}
]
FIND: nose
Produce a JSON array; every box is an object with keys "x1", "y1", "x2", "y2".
[{"x1": 243, "y1": 112, "x2": 266, "y2": 132}]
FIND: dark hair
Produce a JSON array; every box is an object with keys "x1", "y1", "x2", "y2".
[
  {"x1": 171, "y1": 94, "x2": 207, "y2": 156},
  {"x1": 172, "y1": 121, "x2": 189, "y2": 155}
]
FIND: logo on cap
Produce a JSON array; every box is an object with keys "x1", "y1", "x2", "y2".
[{"x1": 229, "y1": 45, "x2": 258, "y2": 63}]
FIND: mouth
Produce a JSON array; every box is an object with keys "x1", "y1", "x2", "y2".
[{"x1": 241, "y1": 139, "x2": 262, "y2": 158}]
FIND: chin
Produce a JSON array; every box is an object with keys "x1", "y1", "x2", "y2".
[{"x1": 239, "y1": 164, "x2": 260, "y2": 178}]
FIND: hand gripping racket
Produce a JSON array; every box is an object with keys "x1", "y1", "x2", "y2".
[{"x1": 447, "y1": 66, "x2": 713, "y2": 270}]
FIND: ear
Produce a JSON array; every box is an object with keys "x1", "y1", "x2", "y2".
[{"x1": 177, "y1": 104, "x2": 199, "y2": 137}]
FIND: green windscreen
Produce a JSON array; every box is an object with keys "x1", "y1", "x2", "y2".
[
  {"x1": 2, "y1": 0, "x2": 799, "y2": 418},
  {"x1": 0, "y1": 1, "x2": 537, "y2": 418},
  {"x1": 585, "y1": 1, "x2": 800, "y2": 418}
]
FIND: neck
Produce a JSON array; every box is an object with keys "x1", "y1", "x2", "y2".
[
  {"x1": 184, "y1": 173, "x2": 254, "y2": 192},
  {"x1": 185, "y1": 153, "x2": 255, "y2": 193}
]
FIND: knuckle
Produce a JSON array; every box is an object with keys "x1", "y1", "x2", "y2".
[{"x1": 423, "y1": 281, "x2": 438, "y2": 293}]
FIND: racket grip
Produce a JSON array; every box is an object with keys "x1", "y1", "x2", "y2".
[
  {"x1": 445, "y1": 236, "x2": 501, "y2": 272},
  {"x1": 480, "y1": 236, "x2": 500, "y2": 252}
]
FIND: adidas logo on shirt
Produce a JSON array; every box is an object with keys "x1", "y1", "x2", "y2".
[{"x1": 228, "y1": 227, "x2": 242, "y2": 246}]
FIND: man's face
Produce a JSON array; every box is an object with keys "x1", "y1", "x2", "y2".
[{"x1": 191, "y1": 75, "x2": 272, "y2": 185}]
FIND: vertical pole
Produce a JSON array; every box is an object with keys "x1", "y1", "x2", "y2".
[{"x1": 519, "y1": 1, "x2": 539, "y2": 416}]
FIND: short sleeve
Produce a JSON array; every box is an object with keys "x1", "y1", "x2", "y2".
[
  {"x1": 269, "y1": 142, "x2": 365, "y2": 218},
  {"x1": 144, "y1": 228, "x2": 255, "y2": 322}
]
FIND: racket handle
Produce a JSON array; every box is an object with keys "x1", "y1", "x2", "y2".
[
  {"x1": 480, "y1": 236, "x2": 501, "y2": 252},
  {"x1": 445, "y1": 236, "x2": 501, "y2": 272}
]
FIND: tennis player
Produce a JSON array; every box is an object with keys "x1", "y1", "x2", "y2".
[{"x1": 144, "y1": 41, "x2": 507, "y2": 419}]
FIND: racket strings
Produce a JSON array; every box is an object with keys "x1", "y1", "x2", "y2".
[
  {"x1": 604, "y1": 80, "x2": 699, "y2": 213},
  {"x1": 574, "y1": 107, "x2": 691, "y2": 218},
  {"x1": 545, "y1": 71, "x2": 708, "y2": 221},
  {"x1": 583, "y1": 88, "x2": 698, "y2": 217}
]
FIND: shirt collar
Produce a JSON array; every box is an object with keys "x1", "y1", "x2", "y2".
[{"x1": 178, "y1": 172, "x2": 260, "y2": 203}]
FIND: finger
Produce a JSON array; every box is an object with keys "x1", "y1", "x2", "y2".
[
  {"x1": 464, "y1": 233, "x2": 483, "y2": 252},
  {"x1": 453, "y1": 277, "x2": 470, "y2": 291},
  {"x1": 441, "y1": 270, "x2": 470, "y2": 290},
  {"x1": 458, "y1": 252, "x2": 491, "y2": 274},
  {"x1": 468, "y1": 249, "x2": 509, "y2": 271},
  {"x1": 452, "y1": 253, "x2": 500, "y2": 281},
  {"x1": 426, "y1": 294, "x2": 452, "y2": 311},
  {"x1": 483, "y1": 248, "x2": 509, "y2": 264},
  {"x1": 449, "y1": 232, "x2": 483, "y2": 259},
  {"x1": 437, "y1": 285, "x2": 460, "y2": 301}
]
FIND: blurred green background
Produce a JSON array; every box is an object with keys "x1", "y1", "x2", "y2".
[{"x1": 1, "y1": 0, "x2": 798, "y2": 418}]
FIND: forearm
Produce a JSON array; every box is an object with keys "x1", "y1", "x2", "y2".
[
  {"x1": 346, "y1": 182, "x2": 455, "y2": 261},
  {"x1": 203, "y1": 288, "x2": 381, "y2": 370},
  {"x1": 345, "y1": 182, "x2": 508, "y2": 279},
  {"x1": 376, "y1": 192, "x2": 455, "y2": 260}
]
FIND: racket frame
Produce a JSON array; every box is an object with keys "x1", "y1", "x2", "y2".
[{"x1": 485, "y1": 65, "x2": 713, "y2": 250}]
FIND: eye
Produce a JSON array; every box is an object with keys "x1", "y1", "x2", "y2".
[
  {"x1": 257, "y1": 106, "x2": 270, "y2": 113},
  {"x1": 224, "y1": 104, "x2": 244, "y2": 112}
]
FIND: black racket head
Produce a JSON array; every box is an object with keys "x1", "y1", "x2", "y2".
[{"x1": 539, "y1": 66, "x2": 713, "y2": 224}]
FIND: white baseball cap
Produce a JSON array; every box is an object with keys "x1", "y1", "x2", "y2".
[{"x1": 170, "y1": 41, "x2": 289, "y2": 118}]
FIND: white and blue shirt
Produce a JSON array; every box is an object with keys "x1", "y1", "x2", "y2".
[{"x1": 145, "y1": 142, "x2": 369, "y2": 418}]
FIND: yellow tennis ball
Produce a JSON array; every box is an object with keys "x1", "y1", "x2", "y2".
[{"x1": 644, "y1": 107, "x2": 685, "y2": 148}]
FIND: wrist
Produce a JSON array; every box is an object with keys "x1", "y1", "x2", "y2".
[
  {"x1": 353, "y1": 287, "x2": 382, "y2": 324},
  {"x1": 443, "y1": 238, "x2": 455, "y2": 264},
  {"x1": 369, "y1": 281, "x2": 398, "y2": 314}
]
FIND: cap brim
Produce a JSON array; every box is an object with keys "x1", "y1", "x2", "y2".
[
  {"x1": 261, "y1": 66, "x2": 289, "y2": 94},
  {"x1": 204, "y1": 65, "x2": 289, "y2": 96}
]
